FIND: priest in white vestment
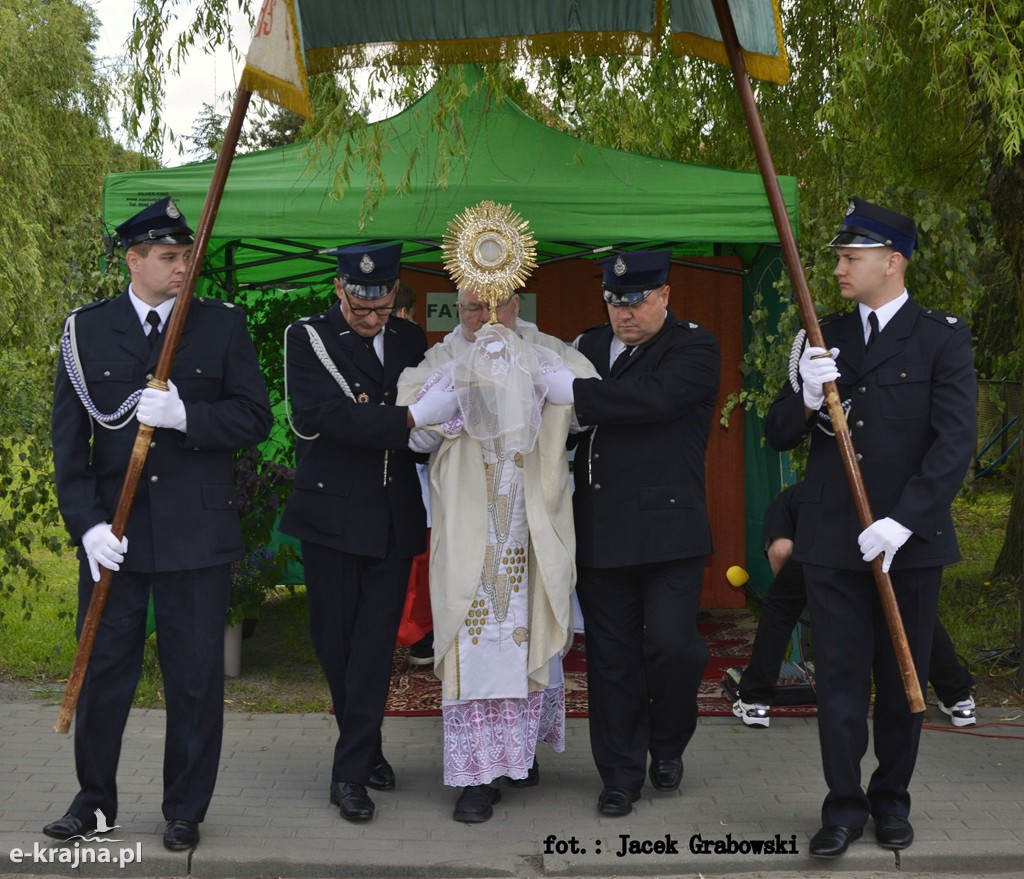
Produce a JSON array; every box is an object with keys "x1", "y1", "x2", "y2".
[{"x1": 397, "y1": 287, "x2": 596, "y2": 822}]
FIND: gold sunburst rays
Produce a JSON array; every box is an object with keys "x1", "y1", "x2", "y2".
[{"x1": 442, "y1": 200, "x2": 538, "y2": 324}]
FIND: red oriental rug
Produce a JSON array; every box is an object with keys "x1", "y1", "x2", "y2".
[{"x1": 385, "y1": 610, "x2": 817, "y2": 719}]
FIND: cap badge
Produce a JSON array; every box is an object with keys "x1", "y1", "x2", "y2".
[
  {"x1": 846, "y1": 201, "x2": 855, "y2": 216},
  {"x1": 359, "y1": 253, "x2": 375, "y2": 274},
  {"x1": 613, "y1": 256, "x2": 627, "y2": 277},
  {"x1": 946, "y1": 316, "x2": 957, "y2": 324},
  {"x1": 165, "y1": 199, "x2": 181, "y2": 219}
]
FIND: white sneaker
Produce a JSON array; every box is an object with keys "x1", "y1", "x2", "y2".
[
  {"x1": 732, "y1": 698, "x2": 770, "y2": 728},
  {"x1": 938, "y1": 696, "x2": 976, "y2": 727}
]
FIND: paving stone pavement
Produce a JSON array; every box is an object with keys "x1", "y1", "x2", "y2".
[{"x1": 1, "y1": 700, "x2": 1022, "y2": 878}]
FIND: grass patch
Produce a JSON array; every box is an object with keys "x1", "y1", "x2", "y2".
[{"x1": 941, "y1": 471, "x2": 1021, "y2": 704}]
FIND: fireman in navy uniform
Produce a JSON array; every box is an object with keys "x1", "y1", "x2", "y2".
[
  {"x1": 545, "y1": 250, "x2": 720, "y2": 816},
  {"x1": 46, "y1": 197, "x2": 273, "y2": 851},
  {"x1": 280, "y1": 243, "x2": 458, "y2": 822},
  {"x1": 765, "y1": 199, "x2": 976, "y2": 857}
]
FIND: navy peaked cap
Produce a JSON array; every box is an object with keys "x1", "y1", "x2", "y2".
[
  {"x1": 329, "y1": 243, "x2": 403, "y2": 300},
  {"x1": 829, "y1": 197, "x2": 917, "y2": 258},
  {"x1": 115, "y1": 197, "x2": 194, "y2": 249},
  {"x1": 601, "y1": 250, "x2": 671, "y2": 306}
]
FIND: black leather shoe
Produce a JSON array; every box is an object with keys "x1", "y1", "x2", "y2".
[
  {"x1": 42, "y1": 813, "x2": 95, "y2": 841},
  {"x1": 504, "y1": 759, "x2": 539, "y2": 788},
  {"x1": 875, "y1": 815, "x2": 914, "y2": 850},
  {"x1": 809, "y1": 825, "x2": 862, "y2": 858},
  {"x1": 649, "y1": 758, "x2": 683, "y2": 792},
  {"x1": 331, "y1": 782, "x2": 375, "y2": 822},
  {"x1": 367, "y1": 758, "x2": 396, "y2": 791},
  {"x1": 163, "y1": 819, "x2": 200, "y2": 851},
  {"x1": 597, "y1": 786, "x2": 641, "y2": 817},
  {"x1": 453, "y1": 784, "x2": 501, "y2": 823}
]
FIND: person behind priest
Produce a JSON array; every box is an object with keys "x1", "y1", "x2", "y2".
[
  {"x1": 546, "y1": 250, "x2": 721, "y2": 817},
  {"x1": 732, "y1": 484, "x2": 976, "y2": 730},
  {"x1": 46, "y1": 197, "x2": 273, "y2": 851},
  {"x1": 279, "y1": 243, "x2": 459, "y2": 823},
  {"x1": 390, "y1": 280, "x2": 435, "y2": 666},
  {"x1": 765, "y1": 198, "x2": 976, "y2": 858},
  {"x1": 397, "y1": 284, "x2": 597, "y2": 823}
]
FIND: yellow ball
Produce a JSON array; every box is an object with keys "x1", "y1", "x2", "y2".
[{"x1": 726, "y1": 565, "x2": 749, "y2": 587}]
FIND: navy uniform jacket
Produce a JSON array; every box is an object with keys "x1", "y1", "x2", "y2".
[
  {"x1": 279, "y1": 305, "x2": 427, "y2": 560},
  {"x1": 571, "y1": 311, "x2": 720, "y2": 568},
  {"x1": 51, "y1": 292, "x2": 273, "y2": 573},
  {"x1": 765, "y1": 298, "x2": 976, "y2": 571}
]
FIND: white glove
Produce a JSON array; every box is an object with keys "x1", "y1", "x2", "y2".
[
  {"x1": 858, "y1": 517, "x2": 912, "y2": 573},
  {"x1": 543, "y1": 367, "x2": 576, "y2": 405},
  {"x1": 799, "y1": 346, "x2": 841, "y2": 410},
  {"x1": 408, "y1": 382, "x2": 459, "y2": 427},
  {"x1": 409, "y1": 428, "x2": 443, "y2": 453},
  {"x1": 138, "y1": 379, "x2": 188, "y2": 432},
  {"x1": 81, "y1": 523, "x2": 128, "y2": 582}
]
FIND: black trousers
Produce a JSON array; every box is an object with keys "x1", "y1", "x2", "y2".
[
  {"x1": 804, "y1": 564, "x2": 940, "y2": 828},
  {"x1": 71, "y1": 563, "x2": 230, "y2": 825},
  {"x1": 738, "y1": 562, "x2": 973, "y2": 706},
  {"x1": 302, "y1": 540, "x2": 410, "y2": 785},
  {"x1": 577, "y1": 556, "x2": 707, "y2": 791}
]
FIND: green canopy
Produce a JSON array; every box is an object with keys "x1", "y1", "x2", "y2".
[{"x1": 103, "y1": 67, "x2": 798, "y2": 294}]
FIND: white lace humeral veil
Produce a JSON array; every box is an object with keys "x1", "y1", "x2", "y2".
[{"x1": 397, "y1": 319, "x2": 598, "y2": 786}]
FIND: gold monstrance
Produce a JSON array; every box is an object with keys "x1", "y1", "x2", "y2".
[{"x1": 442, "y1": 200, "x2": 538, "y2": 324}]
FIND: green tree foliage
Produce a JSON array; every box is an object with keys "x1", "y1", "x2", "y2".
[{"x1": 0, "y1": 0, "x2": 143, "y2": 617}]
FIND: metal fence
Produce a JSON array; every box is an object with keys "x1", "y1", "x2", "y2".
[{"x1": 976, "y1": 380, "x2": 1021, "y2": 477}]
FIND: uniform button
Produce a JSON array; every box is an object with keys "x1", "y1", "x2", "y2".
[
  {"x1": 855, "y1": 453, "x2": 862, "y2": 462},
  {"x1": 146, "y1": 373, "x2": 154, "y2": 381},
  {"x1": 150, "y1": 475, "x2": 159, "y2": 483},
  {"x1": 900, "y1": 372, "x2": 907, "y2": 379},
  {"x1": 593, "y1": 484, "x2": 601, "y2": 490},
  {"x1": 855, "y1": 420, "x2": 864, "y2": 428},
  {"x1": 317, "y1": 482, "x2": 324, "y2": 489},
  {"x1": 195, "y1": 367, "x2": 203, "y2": 374},
  {"x1": 593, "y1": 453, "x2": 600, "y2": 460},
  {"x1": 354, "y1": 382, "x2": 361, "y2": 388},
  {"x1": 149, "y1": 441, "x2": 156, "y2": 449},
  {"x1": 387, "y1": 477, "x2": 394, "y2": 485},
  {"x1": 669, "y1": 498, "x2": 676, "y2": 505},
  {"x1": 857, "y1": 386, "x2": 867, "y2": 394},
  {"x1": 103, "y1": 370, "x2": 111, "y2": 377}
]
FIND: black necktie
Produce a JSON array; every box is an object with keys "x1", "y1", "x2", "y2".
[
  {"x1": 866, "y1": 312, "x2": 879, "y2": 351},
  {"x1": 611, "y1": 345, "x2": 634, "y2": 376},
  {"x1": 146, "y1": 310, "x2": 161, "y2": 350}
]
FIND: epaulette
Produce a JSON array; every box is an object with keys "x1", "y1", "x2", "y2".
[
  {"x1": 673, "y1": 319, "x2": 702, "y2": 331},
  {"x1": 289, "y1": 313, "x2": 328, "y2": 330},
  {"x1": 68, "y1": 299, "x2": 109, "y2": 317},
  {"x1": 195, "y1": 297, "x2": 243, "y2": 314},
  {"x1": 578, "y1": 322, "x2": 609, "y2": 336},
  {"x1": 922, "y1": 308, "x2": 967, "y2": 329},
  {"x1": 818, "y1": 311, "x2": 844, "y2": 327}
]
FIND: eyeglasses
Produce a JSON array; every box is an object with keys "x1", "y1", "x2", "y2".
[{"x1": 343, "y1": 288, "x2": 395, "y2": 318}]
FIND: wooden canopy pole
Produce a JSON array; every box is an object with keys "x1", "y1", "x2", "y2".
[
  {"x1": 55, "y1": 88, "x2": 254, "y2": 734},
  {"x1": 710, "y1": 0, "x2": 924, "y2": 713}
]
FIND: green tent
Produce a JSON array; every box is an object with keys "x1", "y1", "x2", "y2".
[
  {"x1": 103, "y1": 67, "x2": 797, "y2": 290},
  {"x1": 102, "y1": 67, "x2": 798, "y2": 595}
]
